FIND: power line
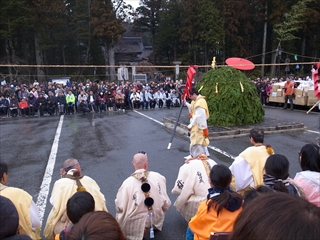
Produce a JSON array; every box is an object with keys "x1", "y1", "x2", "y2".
[{"x1": 0, "y1": 61, "x2": 317, "y2": 69}]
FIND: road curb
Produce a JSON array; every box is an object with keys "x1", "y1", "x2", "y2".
[{"x1": 163, "y1": 117, "x2": 305, "y2": 140}]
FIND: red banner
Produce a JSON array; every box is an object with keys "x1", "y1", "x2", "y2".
[
  {"x1": 183, "y1": 65, "x2": 198, "y2": 99},
  {"x1": 312, "y1": 62, "x2": 320, "y2": 99}
]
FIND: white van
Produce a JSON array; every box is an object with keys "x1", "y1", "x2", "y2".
[
  {"x1": 133, "y1": 74, "x2": 147, "y2": 84},
  {"x1": 48, "y1": 77, "x2": 71, "y2": 86}
]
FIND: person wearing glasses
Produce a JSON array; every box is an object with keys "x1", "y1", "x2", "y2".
[
  {"x1": 293, "y1": 144, "x2": 320, "y2": 207},
  {"x1": 115, "y1": 152, "x2": 171, "y2": 240},
  {"x1": 44, "y1": 158, "x2": 108, "y2": 240}
]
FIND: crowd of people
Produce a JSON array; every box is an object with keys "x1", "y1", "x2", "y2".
[
  {"x1": 1, "y1": 128, "x2": 319, "y2": 240},
  {"x1": 0, "y1": 81, "x2": 319, "y2": 240},
  {"x1": 0, "y1": 79, "x2": 185, "y2": 118},
  {"x1": 0, "y1": 74, "x2": 313, "y2": 118},
  {"x1": 3, "y1": 75, "x2": 315, "y2": 121},
  {"x1": 253, "y1": 75, "x2": 314, "y2": 109}
]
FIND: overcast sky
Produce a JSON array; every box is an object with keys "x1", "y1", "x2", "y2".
[{"x1": 125, "y1": 0, "x2": 140, "y2": 9}]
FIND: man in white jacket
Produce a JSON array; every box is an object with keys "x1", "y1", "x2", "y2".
[
  {"x1": 172, "y1": 144, "x2": 216, "y2": 221},
  {"x1": 115, "y1": 152, "x2": 171, "y2": 240}
]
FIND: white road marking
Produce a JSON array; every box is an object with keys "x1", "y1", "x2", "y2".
[
  {"x1": 307, "y1": 130, "x2": 320, "y2": 134},
  {"x1": 207, "y1": 145, "x2": 236, "y2": 159},
  {"x1": 134, "y1": 110, "x2": 164, "y2": 125},
  {"x1": 135, "y1": 111, "x2": 235, "y2": 159},
  {"x1": 36, "y1": 115, "x2": 64, "y2": 225}
]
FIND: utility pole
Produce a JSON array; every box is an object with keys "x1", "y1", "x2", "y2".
[{"x1": 261, "y1": 1, "x2": 268, "y2": 77}]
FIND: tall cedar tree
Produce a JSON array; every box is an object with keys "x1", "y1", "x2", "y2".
[
  {"x1": 133, "y1": 0, "x2": 162, "y2": 63},
  {"x1": 1, "y1": 0, "x2": 320, "y2": 80},
  {"x1": 1, "y1": 0, "x2": 30, "y2": 80},
  {"x1": 198, "y1": 0, "x2": 224, "y2": 65},
  {"x1": 155, "y1": 0, "x2": 183, "y2": 64},
  {"x1": 91, "y1": 0, "x2": 125, "y2": 80}
]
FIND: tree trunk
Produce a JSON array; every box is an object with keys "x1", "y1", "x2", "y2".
[
  {"x1": 301, "y1": 36, "x2": 306, "y2": 72},
  {"x1": 271, "y1": 42, "x2": 280, "y2": 78},
  {"x1": 34, "y1": 36, "x2": 46, "y2": 82},
  {"x1": 173, "y1": 41, "x2": 177, "y2": 62},
  {"x1": 108, "y1": 42, "x2": 116, "y2": 81},
  {"x1": 78, "y1": 42, "x2": 90, "y2": 79},
  {"x1": 204, "y1": 43, "x2": 207, "y2": 71},
  {"x1": 5, "y1": 39, "x2": 12, "y2": 82},
  {"x1": 261, "y1": 1, "x2": 268, "y2": 77},
  {"x1": 193, "y1": 42, "x2": 196, "y2": 64},
  {"x1": 62, "y1": 46, "x2": 66, "y2": 75},
  {"x1": 101, "y1": 45, "x2": 109, "y2": 80}
]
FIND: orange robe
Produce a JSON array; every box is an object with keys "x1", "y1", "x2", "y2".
[{"x1": 189, "y1": 200, "x2": 242, "y2": 240}]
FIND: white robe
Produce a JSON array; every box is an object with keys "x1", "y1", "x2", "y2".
[
  {"x1": 172, "y1": 158, "x2": 216, "y2": 221},
  {"x1": 115, "y1": 169, "x2": 171, "y2": 240},
  {"x1": 229, "y1": 155, "x2": 253, "y2": 191}
]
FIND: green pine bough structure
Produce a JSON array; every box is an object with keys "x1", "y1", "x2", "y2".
[{"x1": 196, "y1": 67, "x2": 264, "y2": 126}]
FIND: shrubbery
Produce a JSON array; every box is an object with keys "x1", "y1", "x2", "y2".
[{"x1": 196, "y1": 67, "x2": 264, "y2": 126}]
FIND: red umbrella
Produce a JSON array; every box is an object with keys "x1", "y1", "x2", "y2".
[{"x1": 226, "y1": 57, "x2": 255, "y2": 70}]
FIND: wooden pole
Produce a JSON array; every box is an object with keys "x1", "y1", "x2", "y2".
[
  {"x1": 167, "y1": 103, "x2": 184, "y2": 149},
  {"x1": 306, "y1": 100, "x2": 320, "y2": 114}
]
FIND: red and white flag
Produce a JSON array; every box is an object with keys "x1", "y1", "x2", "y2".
[{"x1": 312, "y1": 63, "x2": 320, "y2": 99}]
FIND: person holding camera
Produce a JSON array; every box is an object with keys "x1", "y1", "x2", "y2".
[
  {"x1": 78, "y1": 97, "x2": 90, "y2": 114},
  {"x1": 97, "y1": 91, "x2": 107, "y2": 112},
  {"x1": 130, "y1": 88, "x2": 140, "y2": 110},
  {"x1": 115, "y1": 90, "x2": 125, "y2": 111},
  {"x1": 87, "y1": 91, "x2": 98, "y2": 113}
]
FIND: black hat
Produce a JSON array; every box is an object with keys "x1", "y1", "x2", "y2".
[{"x1": 189, "y1": 87, "x2": 199, "y2": 96}]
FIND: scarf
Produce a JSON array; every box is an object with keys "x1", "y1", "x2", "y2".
[
  {"x1": 263, "y1": 173, "x2": 289, "y2": 189},
  {"x1": 263, "y1": 174, "x2": 301, "y2": 196},
  {"x1": 207, "y1": 186, "x2": 242, "y2": 212},
  {"x1": 207, "y1": 186, "x2": 232, "y2": 199}
]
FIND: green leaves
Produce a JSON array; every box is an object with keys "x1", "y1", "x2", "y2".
[
  {"x1": 197, "y1": 67, "x2": 264, "y2": 126},
  {"x1": 273, "y1": 0, "x2": 314, "y2": 43}
]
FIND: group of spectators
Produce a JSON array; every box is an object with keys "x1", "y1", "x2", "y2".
[
  {"x1": 0, "y1": 78, "x2": 185, "y2": 118},
  {"x1": 252, "y1": 75, "x2": 312, "y2": 107},
  {"x1": 1, "y1": 73, "x2": 315, "y2": 118},
  {"x1": 1, "y1": 127, "x2": 319, "y2": 240}
]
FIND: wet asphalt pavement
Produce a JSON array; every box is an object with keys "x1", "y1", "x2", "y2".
[{"x1": 0, "y1": 106, "x2": 319, "y2": 240}]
